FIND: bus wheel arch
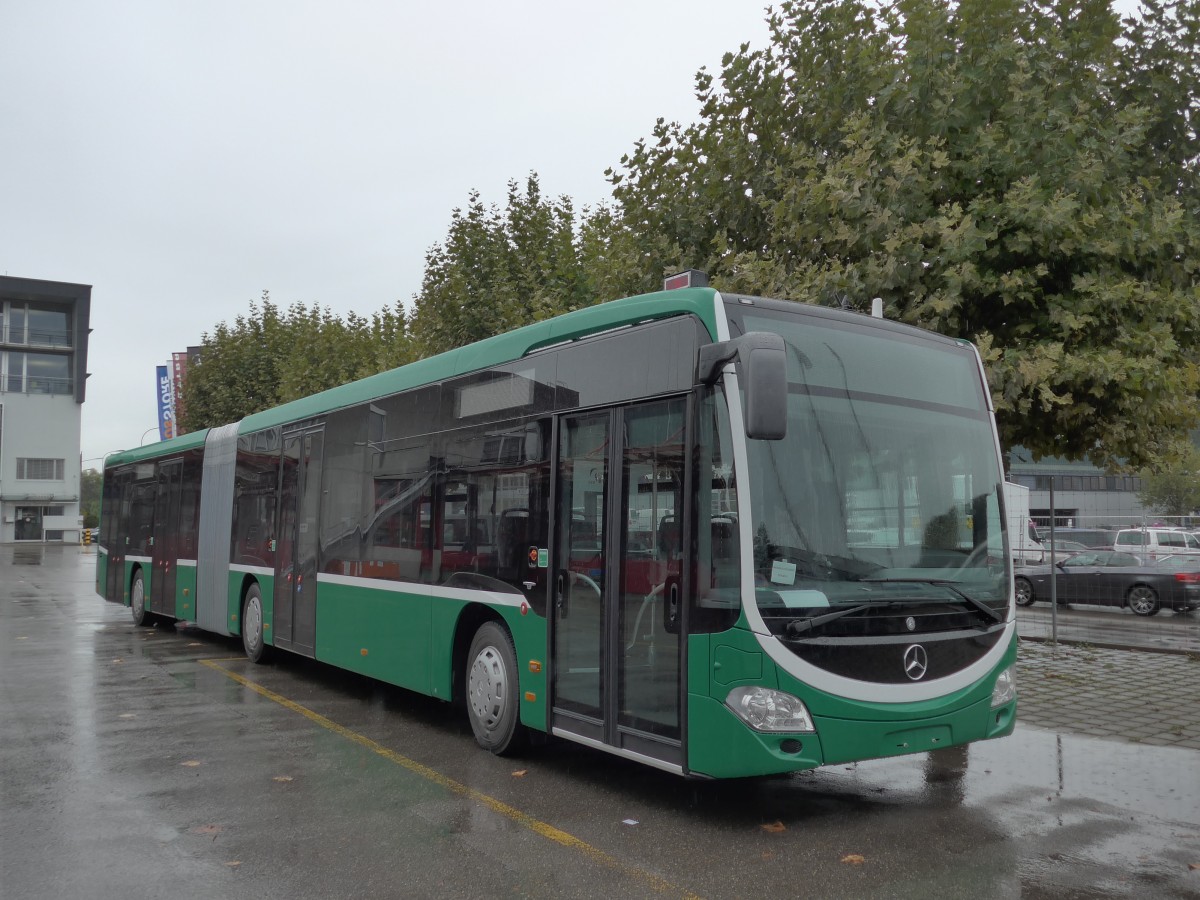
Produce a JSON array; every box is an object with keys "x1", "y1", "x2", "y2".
[
  {"x1": 464, "y1": 617, "x2": 527, "y2": 755},
  {"x1": 241, "y1": 580, "x2": 271, "y2": 664}
]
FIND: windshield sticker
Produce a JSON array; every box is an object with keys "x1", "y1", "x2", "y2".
[{"x1": 770, "y1": 559, "x2": 797, "y2": 585}]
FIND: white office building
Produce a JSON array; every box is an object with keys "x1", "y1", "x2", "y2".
[{"x1": 0, "y1": 276, "x2": 91, "y2": 543}]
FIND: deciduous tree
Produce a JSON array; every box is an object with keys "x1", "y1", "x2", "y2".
[{"x1": 607, "y1": 0, "x2": 1200, "y2": 470}]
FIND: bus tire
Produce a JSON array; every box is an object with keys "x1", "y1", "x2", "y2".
[
  {"x1": 130, "y1": 570, "x2": 152, "y2": 627},
  {"x1": 466, "y1": 621, "x2": 527, "y2": 755},
  {"x1": 242, "y1": 583, "x2": 270, "y2": 664}
]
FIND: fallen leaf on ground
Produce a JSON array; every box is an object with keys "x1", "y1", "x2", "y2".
[
  {"x1": 841, "y1": 854, "x2": 866, "y2": 866},
  {"x1": 181, "y1": 760, "x2": 202, "y2": 767},
  {"x1": 761, "y1": 821, "x2": 786, "y2": 833},
  {"x1": 118, "y1": 713, "x2": 136, "y2": 719},
  {"x1": 272, "y1": 775, "x2": 293, "y2": 782},
  {"x1": 511, "y1": 770, "x2": 527, "y2": 777},
  {"x1": 225, "y1": 861, "x2": 241, "y2": 867},
  {"x1": 1189, "y1": 862, "x2": 1199, "y2": 871}
]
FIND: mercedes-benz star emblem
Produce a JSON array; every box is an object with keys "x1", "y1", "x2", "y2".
[
  {"x1": 903, "y1": 644, "x2": 929, "y2": 681},
  {"x1": 905, "y1": 616, "x2": 916, "y2": 632}
]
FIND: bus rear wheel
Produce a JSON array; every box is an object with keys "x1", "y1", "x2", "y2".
[
  {"x1": 466, "y1": 621, "x2": 527, "y2": 755},
  {"x1": 242, "y1": 583, "x2": 270, "y2": 664},
  {"x1": 130, "y1": 571, "x2": 152, "y2": 627}
]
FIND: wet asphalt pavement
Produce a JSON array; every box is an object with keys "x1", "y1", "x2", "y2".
[{"x1": 3, "y1": 545, "x2": 1200, "y2": 899}]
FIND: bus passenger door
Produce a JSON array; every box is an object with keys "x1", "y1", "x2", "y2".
[
  {"x1": 150, "y1": 459, "x2": 182, "y2": 617},
  {"x1": 552, "y1": 399, "x2": 686, "y2": 769},
  {"x1": 273, "y1": 427, "x2": 324, "y2": 657},
  {"x1": 553, "y1": 412, "x2": 609, "y2": 739}
]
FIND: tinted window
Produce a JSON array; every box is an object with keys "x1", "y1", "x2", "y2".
[
  {"x1": 439, "y1": 418, "x2": 552, "y2": 612},
  {"x1": 553, "y1": 316, "x2": 700, "y2": 411}
]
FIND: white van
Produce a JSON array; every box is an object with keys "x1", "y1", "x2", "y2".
[
  {"x1": 1003, "y1": 482, "x2": 1045, "y2": 566},
  {"x1": 1113, "y1": 527, "x2": 1200, "y2": 563}
]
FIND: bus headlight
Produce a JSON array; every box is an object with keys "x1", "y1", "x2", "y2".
[
  {"x1": 725, "y1": 686, "x2": 815, "y2": 733},
  {"x1": 991, "y1": 666, "x2": 1016, "y2": 707}
]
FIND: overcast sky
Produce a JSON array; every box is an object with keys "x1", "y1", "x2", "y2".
[{"x1": 0, "y1": 1, "x2": 1140, "y2": 469}]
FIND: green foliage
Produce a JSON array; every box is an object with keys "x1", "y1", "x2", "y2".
[
  {"x1": 409, "y1": 175, "x2": 600, "y2": 356},
  {"x1": 605, "y1": 0, "x2": 1200, "y2": 470},
  {"x1": 179, "y1": 291, "x2": 415, "y2": 430},
  {"x1": 1137, "y1": 444, "x2": 1200, "y2": 515},
  {"x1": 80, "y1": 468, "x2": 102, "y2": 527}
]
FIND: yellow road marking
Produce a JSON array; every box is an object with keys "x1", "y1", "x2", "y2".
[{"x1": 199, "y1": 658, "x2": 699, "y2": 898}]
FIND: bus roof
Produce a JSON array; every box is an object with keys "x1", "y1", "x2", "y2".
[
  {"x1": 236, "y1": 286, "x2": 721, "y2": 435},
  {"x1": 105, "y1": 427, "x2": 210, "y2": 468},
  {"x1": 106, "y1": 287, "x2": 720, "y2": 467}
]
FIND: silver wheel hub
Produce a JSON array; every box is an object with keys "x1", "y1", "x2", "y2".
[
  {"x1": 469, "y1": 646, "x2": 507, "y2": 730},
  {"x1": 244, "y1": 597, "x2": 262, "y2": 651},
  {"x1": 132, "y1": 578, "x2": 144, "y2": 615}
]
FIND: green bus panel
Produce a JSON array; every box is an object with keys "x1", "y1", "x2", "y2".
[
  {"x1": 492, "y1": 606, "x2": 548, "y2": 732},
  {"x1": 813, "y1": 691, "x2": 1016, "y2": 765},
  {"x1": 176, "y1": 562, "x2": 198, "y2": 621},
  {"x1": 688, "y1": 693, "x2": 825, "y2": 778},
  {"x1": 315, "y1": 580, "x2": 434, "y2": 693},
  {"x1": 687, "y1": 626, "x2": 1018, "y2": 778}
]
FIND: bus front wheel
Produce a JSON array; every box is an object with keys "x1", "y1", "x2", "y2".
[
  {"x1": 242, "y1": 583, "x2": 271, "y2": 664},
  {"x1": 466, "y1": 621, "x2": 527, "y2": 755}
]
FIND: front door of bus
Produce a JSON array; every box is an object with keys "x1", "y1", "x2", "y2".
[
  {"x1": 552, "y1": 399, "x2": 686, "y2": 768},
  {"x1": 274, "y1": 427, "x2": 324, "y2": 657},
  {"x1": 150, "y1": 459, "x2": 182, "y2": 618}
]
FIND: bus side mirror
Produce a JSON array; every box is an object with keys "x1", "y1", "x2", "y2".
[{"x1": 697, "y1": 332, "x2": 787, "y2": 440}]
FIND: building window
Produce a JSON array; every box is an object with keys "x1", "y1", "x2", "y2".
[
  {"x1": 2, "y1": 302, "x2": 71, "y2": 348},
  {"x1": 27, "y1": 307, "x2": 71, "y2": 347},
  {"x1": 17, "y1": 458, "x2": 65, "y2": 480},
  {"x1": 1, "y1": 351, "x2": 71, "y2": 395}
]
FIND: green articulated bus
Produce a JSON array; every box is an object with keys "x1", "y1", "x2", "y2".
[{"x1": 97, "y1": 285, "x2": 1017, "y2": 778}]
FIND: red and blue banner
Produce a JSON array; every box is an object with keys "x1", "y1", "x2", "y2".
[{"x1": 156, "y1": 365, "x2": 176, "y2": 441}]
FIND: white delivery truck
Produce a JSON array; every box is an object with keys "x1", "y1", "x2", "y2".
[{"x1": 1003, "y1": 482, "x2": 1045, "y2": 566}]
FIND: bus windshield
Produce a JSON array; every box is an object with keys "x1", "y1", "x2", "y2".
[{"x1": 730, "y1": 305, "x2": 1009, "y2": 628}]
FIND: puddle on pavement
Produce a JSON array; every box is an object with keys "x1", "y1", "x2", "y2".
[{"x1": 11, "y1": 548, "x2": 46, "y2": 566}]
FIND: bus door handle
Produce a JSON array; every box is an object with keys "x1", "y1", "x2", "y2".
[{"x1": 663, "y1": 577, "x2": 681, "y2": 634}]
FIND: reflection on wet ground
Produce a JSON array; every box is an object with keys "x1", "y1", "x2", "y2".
[
  {"x1": 3, "y1": 546, "x2": 1200, "y2": 899},
  {"x1": 9, "y1": 546, "x2": 46, "y2": 565}
]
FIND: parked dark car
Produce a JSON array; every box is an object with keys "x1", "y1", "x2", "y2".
[{"x1": 1013, "y1": 550, "x2": 1200, "y2": 616}]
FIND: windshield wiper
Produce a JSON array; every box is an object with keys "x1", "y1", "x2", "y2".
[
  {"x1": 786, "y1": 602, "x2": 890, "y2": 637},
  {"x1": 860, "y1": 577, "x2": 1003, "y2": 624}
]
